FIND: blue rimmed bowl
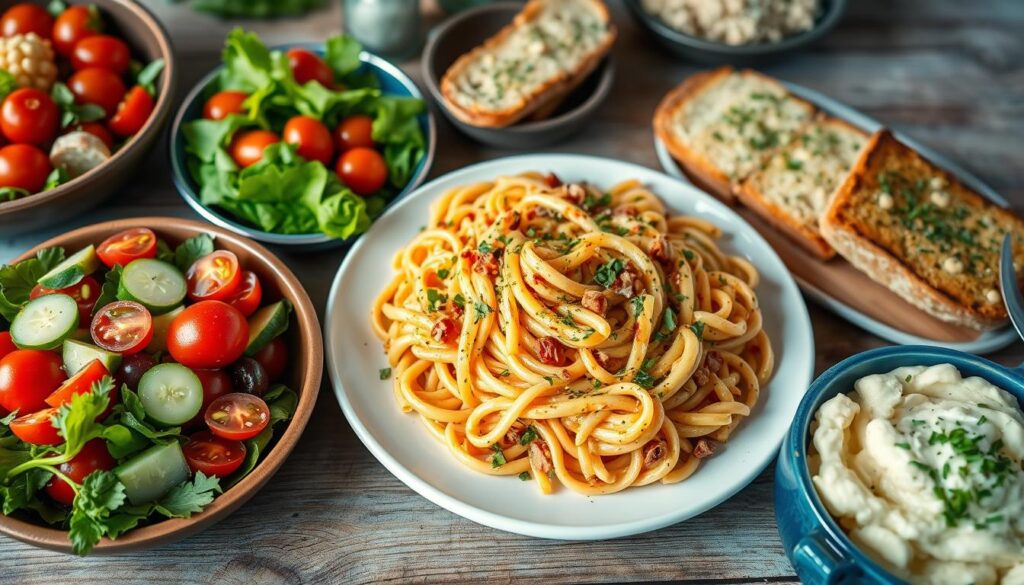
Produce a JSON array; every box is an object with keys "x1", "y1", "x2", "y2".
[
  {"x1": 775, "y1": 345, "x2": 1024, "y2": 583},
  {"x1": 169, "y1": 44, "x2": 436, "y2": 251}
]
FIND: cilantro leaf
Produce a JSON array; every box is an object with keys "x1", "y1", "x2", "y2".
[
  {"x1": 153, "y1": 472, "x2": 221, "y2": 518},
  {"x1": 473, "y1": 301, "x2": 492, "y2": 323},
  {"x1": 518, "y1": 425, "x2": 539, "y2": 445},
  {"x1": 630, "y1": 296, "x2": 645, "y2": 318},
  {"x1": 490, "y1": 444, "x2": 506, "y2": 468},
  {"x1": 593, "y1": 258, "x2": 623, "y2": 288},
  {"x1": 68, "y1": 471, "x2": 127, "y2": 555}
]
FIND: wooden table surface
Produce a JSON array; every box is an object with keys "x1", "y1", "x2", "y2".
[{"x1": 1, "y1": 0, "x2": 1022, "y2": 582}]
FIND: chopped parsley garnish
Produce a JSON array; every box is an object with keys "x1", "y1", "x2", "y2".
[
  {"x1": 905, "y1": 374, "x2": 913, "y2": 383},
  {"x1": 690, "y1": 321, "x2": 705, "y2": 340},
  {"x1": 490, "y1": 444, "x2": 506, "y2": 468},
  {"x1": 426, "y1": 288, "x2": 447, "y2": 312},
  {"x1": 582, "y1": 193, "x2": 612, "y2": 211},
  {"x1": 593, "y1": 258, "x2": 624, "y2": 288},
  {"x1": 630, "y1": 296, "x2": 645, "y2": 318},
  {"x1": 784, "y1": 156, "x2": 803, "y2": 171},
  {"x1": 478, "y1": 241, "x2": 493, "y2": 254},
  {"x1": 379, "y1": 368, "x2": 392, "y2": 380},
  {"x1": 683, "y1": 250, "x2": 695, "y2": 261},
  {"x1": 453, "y1": 293, "x2": 466, "y2": 309},
  {"x1": 498, "y1": 369, "x2": 510, "y2": 377},
  {"x1": 437, "y1": 268, "x2": 450, "y2": 279},
  {"x1": 473, "y1": 301, "x2": 492, "y2": 322},
  {"x1": 518, "y1": 472, "x2": 530, "y2": 481},
  {"x1": 519, "y1": 425, "x2": 539, "y2": 445},
  {"x1": 654, "y1": 307, "x2": 677, "y2": 341},
  {"x1": 895, "y1": 442, "x2": 911, "y2": 450}
]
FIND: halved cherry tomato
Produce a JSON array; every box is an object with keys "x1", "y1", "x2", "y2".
[
  {"x1": 204, "y1": 393, "x2": 269, "y2": 441},
  {"x1": 52, "y1": 4, "x2": 101, "y2": 57},
  {"x1": 0, "y1": 332, "x2": 15, "y2": 361},
  {"x1": 283, "y1": 115, "x2": 333, "y2": 165},
  {"x1": 71, "y1": 34, "x2": 130, "y2": 74},
  {"x1": 183, "y1": 430, "x2": 245, "y2": 477},
  {"x1": 10, "y1": 407, "x2": 62, "y2": 445},
  {"x1": 97, "y1": 227, "x2": 157, "y2": 268},
  {"x1": 203, "y1": 90, "x2": 248, "y2": 121},
  {"x1": 336, "y1": 146, "x2": 387, "y2": 195},
  {"x1": 1, "y1": 88, "x2": 58, "y2": 145},
  {"x1": 0, "y1": 350, "x2": 65, "y2": 414},
  {"x1": 186, "y1": 250, "x2": 242, "y2": 302},
  {"x1": 108, "y1": 86, "x2": 154, "y2": 137},
  {"x1": 30, "y1": 274, "x2": 101, "y2": 326},
  {"x1": 45, "y1": 439, "x2": 114, "y2": 506},
  {"x1": 229, "y1": 129, "x2": 278, "y2": 168},
  {"x1": 225, "y1": 271, "x2": 262, "y2": 317},
  {"x1": 90, "y1": 300, "x2": 153, "y2": 355},
  {"x1": 286, "y1": 48, "x2": 332, "y2": 87},
  {"x1": 167, "y1": 301, "x2": 248, "y2": 369},
  {"x1": 1, "y1": 4, "x2": 53, "y2": 38},
  {"x1": 68, "y1": 67, "x2": 126, "y2": 118},
  {"x1": 185, "y1": 368, "x2": 233, "y2": 428},
  {"x1": 72, "y1": 121, "x2": 113, "y2": 150},
  {"x1": 46, "y1": 359, "x2": 109, "y2": 407},
  {"x1": 252, "y1": 336, "x2": 288, "y2": 382},
  {"x1": 334, "y1": 115, "x2": 374, "y2": 152},
  {"x1": 0, "y1": 143, "x2": 50, "y2": 193}
]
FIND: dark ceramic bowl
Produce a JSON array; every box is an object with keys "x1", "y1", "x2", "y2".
[
  {"x1": 169, "y1": 43, "x2": 436, "y2": 251},
  {"x1": 623, "y1": 0, "x2": 847, "y2": 65},
  {"x1": 775, "y1": 345, "x2": 1024, "y2": 583},
  {"x1": 0, "y1": 218, "x2": 323, "y2": 554},
  {"x1": 422, "y1": 2, "x2": 615, "y2": 149},
  {"x1": 0, "y1": 0, "x2": 176, "y2": 236}
]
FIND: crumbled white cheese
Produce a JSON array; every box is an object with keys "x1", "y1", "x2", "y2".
[
  {"x1": 878, "y1": 192, "x2": 894, "y2": 210},
  {"x1": 930, "y1": 190, "x2": 950, "y2": 209},
  {"x1": 942, "y1": 256, "x2": 964, "y2": 275},
  {"x1": 641, "y1": 0, "x2": 820, "y2": 45},
  {"x1": 986, "y1": 288, "x2": 1002, "y2": 304},
  {"x1": 929, "y1": 176, "x2": 947, "y2": 190}
]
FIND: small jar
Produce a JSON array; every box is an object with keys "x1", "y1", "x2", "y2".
[{"x1": 343, "y1": 0, "x2": 423, "y2": 61}]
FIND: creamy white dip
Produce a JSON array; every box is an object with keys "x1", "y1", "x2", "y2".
[{"x1": 810, "y1": 364, "x2": 1024, "y2": 585}]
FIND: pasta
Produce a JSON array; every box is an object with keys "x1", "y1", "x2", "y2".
[{"x1": 371, "y1": 173, "x2": 775, "y2": 495}]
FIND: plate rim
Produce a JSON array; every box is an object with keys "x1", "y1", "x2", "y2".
[{"x1": 324, "y1": 153, "x2": 815, "y2": 540}]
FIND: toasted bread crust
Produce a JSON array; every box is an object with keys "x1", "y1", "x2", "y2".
[{"x1": 440, "y1": 0, "x2": 616, "y2": 129}]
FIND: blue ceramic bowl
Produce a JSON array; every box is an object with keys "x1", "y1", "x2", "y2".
[
  {"x1": 169, "y1": 44, "x2": 436, "y2": 251},
  {"x1": 775, "y1": 345, "x2": 1024, "y2": 584}
]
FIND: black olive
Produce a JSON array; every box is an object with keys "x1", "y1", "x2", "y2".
[
  {"x1": 229, "y1": 357, "x2": 268, "y2": 397},
  {"x1": 117, "y1": 352, "x2": 158, "y2": 389}
]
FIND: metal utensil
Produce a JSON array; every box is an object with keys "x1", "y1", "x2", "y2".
[{"x1": 1000, "y1": 233, "x2": 1024, "y2": 343}]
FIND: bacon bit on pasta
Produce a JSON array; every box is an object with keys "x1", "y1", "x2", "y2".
[
  {"x1": 544, "y1": 173, "x2": 562, "y2": 188},
  {"x1": 611, "y1": 266, "x2": 642, "y2": 298},
  {"x1": 617, "y1": 206, "x2": 639, "y2": 218},
  {"x1": 649, "y1": 236, "x2": 673, "y2": 264},
  {"x1": 693, "y1": 438, "x2": 719, "y2": 459},
  {"x1": 642, "y1": 439, "x2": 667, "y2": 469},
  {"x1": 431, "y1": 318, "x2": 459, "y2": 345},
  {"x1": 538, "y1": 336, "x2": 567, "y2": 366},
  {"x1": 473, "y1": 252, "x2": 500, "y2": 277},
  {"x1": 563, "y1": 183, "x2": 585, "y2": 204},
  {"x1": 508, "y1": 211, "x2": 521, "y2": 231},
  {"x1": 501, "y1": 419, "x2": 527, "y2": 448},
  {"x1": 693, "y1": 366, "x2": 710, "y2": 387},
  {"x1": 581, "y1": 290, "x2": 607, "y2": 316},
  {"x1": 705, "y1": 350, "x2": 723, "y2": 373},
  {"x1": 529, "y1": 441, "x2": 553, "y2": 474}
]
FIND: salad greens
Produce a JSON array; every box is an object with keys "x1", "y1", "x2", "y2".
[
  {"x1": 178, "y1": 0, "x2": 328, "y2": 19},
  {"x1": 182, "y1": 29, "x2": 426, "y2": 240}
]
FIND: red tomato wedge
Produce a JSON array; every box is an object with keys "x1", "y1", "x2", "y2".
[
  {"x1": 45, "y1": 439, "x2": 114, "y2": 506},
  {"x1": 183, "y1": 430, "x2": 246, "y2": 477},
  {"x1": 108, "y1": 85, "x2": 154, "y2": 137},
  {"x1": 204, "y1": 393, "x2": 270, "y2": 441},
  {"x1": 97, "y1": 227, "x2": 157, "y2": 267},
  {"x1": 10, "y1": 407, "x2": 62, "y2": 445},
  {"x1": 90, "y1": 300, "x2": 153, "y2": 355},
  {"x1": 46, "y1": 359, "x2": 108, "y2": 407},
  {"x1": 30, "y1": 274, "x2": 101, "y2": 326},
  {"x1": 225, "y1": 271, "x2": 262, "y2": 316},
  {"x1": 0, "y1": 331, "x2": 15, "y2": 361},
  {"x1": 186, "y1": 250, "x2": 242, "y2": 302}
]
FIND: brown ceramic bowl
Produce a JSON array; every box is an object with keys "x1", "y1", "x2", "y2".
[
  {"x1": 0, "y1": 0, "x2": 176, "y2": 236},
  {"x1": 0, "y1": 218, "x2": 323, "y2": 555}
]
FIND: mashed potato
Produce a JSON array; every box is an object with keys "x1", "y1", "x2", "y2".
[
  {"x1": 641, "y1": 0, "x2": 820, "y2": 46},
  {"x1": 810, "y1": 364, "x2": 1024, "y2": 584}
]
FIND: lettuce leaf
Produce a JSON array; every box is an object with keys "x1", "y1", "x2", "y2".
[{"x1": 0, "y1": 247, "x2": 66, "y2": 321}]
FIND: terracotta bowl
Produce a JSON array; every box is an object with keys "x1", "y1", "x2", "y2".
[
  {"x1": 0, "y1": 218, "x2": 323, "y2": 555},
  {"x1": 0, "y1": 0, "x2": 177, "y2": 236}
]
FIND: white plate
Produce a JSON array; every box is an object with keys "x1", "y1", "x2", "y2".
[
  {"x1": 325, "y1": 154, "x2": 815, "y2": 540},
  {"x1": 652, "y1": 80, "x2": 1017, "y2": 355}
]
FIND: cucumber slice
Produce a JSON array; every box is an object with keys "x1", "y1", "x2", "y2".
[
  {"x1": 10, "y1": 294, "x2": 79, "y2": 350},
  {"x1": 117, "y1": 259, "x2": 186, "y2": 315},
  {"x1": 37, "y1": 245, "x2": 99, "y2": 289},
  {"x1": 145, "y1": 305, "x2": 183, "y2": 353},
  {"x1": 63, "y1": 339, "x2": 122, "y2": 376},
  {"x1": 244, "y1": 299, "x2": 292, "y2": 356},
  {"x1": 114, "y1": 442, "x2": 190, "y2": 505},
  {"x1": 138, "y1": 363, "x2": 203, "y2": 426}
]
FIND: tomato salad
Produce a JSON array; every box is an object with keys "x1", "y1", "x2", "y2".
[
  {"x1": 0, "y1": 229, "x2": 297, "y2": 555},
  {"x1": 0, "y1": 2, "x2": 164, "y2": 202},
  {"x1": 182, "y1": 29, "x2": 426, "y2": 240}
]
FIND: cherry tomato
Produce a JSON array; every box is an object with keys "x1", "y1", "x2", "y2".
[
  {"x1": 1, "y1": 88, "x2": 58, "y2": 145},
  {"x1": 52, "y1": 4, "x2": 101, "y2": 57},
  {"x1": 183, "y1": 431, "x2": 245, "y2": 477},
  {"x1": 71, "y1": 34, "x2": 130, "y2": 75},
  {"x1": 203, "y1": 90, "x2": 247, "y2": 121},
  {"x1": 45, "y1": 359, "x2": 109, "y2": 408},
  {"x1": 90, "y1": 300, "x2": 153, "y2": 356},
  {"x1": 336, "y1": 146, "x2": 387, "y2": 196},
  {"x1": 185, "y1": 368, "x2": 233, "y2": 428},
  {"x1": 108, "y1": 86, "x2": 154, "y2": 137},
  {"x1": 334, "y1": 115, "x2": 374, "y2": 152},
  {"x1": 72, "y1": 121, "x2": 113, "y2": 150},
  {"x1": 68, "y1": 67, "x2": 126, "y2": 118},
  {"x1": 167, "y1": 301, "x2": 249, "y2": 369},
  {"x1": 283, "y1": 115, "x2": 333, "y2": 165},
  {"x1": 30, "y1": 274, "x2": 101, "y2": 326},
  {"x1": 186, "y1": 250, "x2": 242, "y2": 302},
  {"x1": 115, "y1": 352, "x2": 156, "y2": 390},
  {"x1": 97, "y1": 227, "x2": 157, "y2": 268},
  {"x1": 252, "y1": 337, "x2": 288, "y2": 382},
  {"x1": 0, "y1": 143, "x2": 50, "y2": 193},
  {"x1": 44, "y1": 439, "x2": 114, "y2": 506},
  {"x1": 0, "y1": 350, "x2": 65, "y2": 414},
  {"x1": 1, "y1": 4, "x2": 52, "y2": 38},
  {"x1": 204, "y1": 393, "x2": 269, "y2": 441},
  {"x1": 0, "y1": 332, "x2": 15, "y2": 361},
  {"x1": 286, "y1": 48, "x2": 332, "y2": 87},
  {"x1": 224, "y1": 271, "x2": 262, "y2": 317},
  {"x1": 10, "y1": 407, "x2": 62, "y2": 445},
  {"x1": 229, "y1": 129, "x2": 278, "y2": 169}
]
